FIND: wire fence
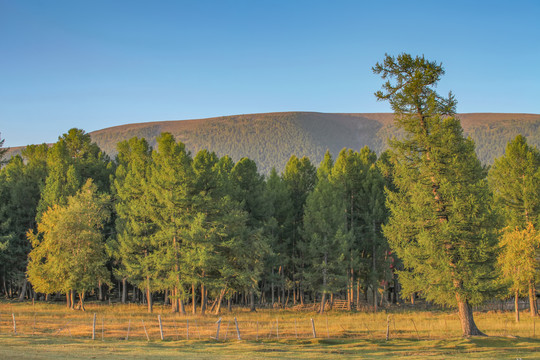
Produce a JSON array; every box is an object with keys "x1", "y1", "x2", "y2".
[{"x1": 1, "y1": 305, "x2": 539, "y2": 342}]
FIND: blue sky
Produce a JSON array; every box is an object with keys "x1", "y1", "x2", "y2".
[{"x1": 1, "y1": 0, "x2": 539, "y2": 147}]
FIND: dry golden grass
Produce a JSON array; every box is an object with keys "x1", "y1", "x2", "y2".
[
  {"x1": 1, "y1": 300, "x2": 539, "y2": 342},
  {"x1": 1, "y1": 301, "x2": 540, "y2": 359}
]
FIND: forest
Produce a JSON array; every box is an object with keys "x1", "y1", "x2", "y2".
[{"x1": 0, "y1": 54, "x2": 539, "y2": 338}]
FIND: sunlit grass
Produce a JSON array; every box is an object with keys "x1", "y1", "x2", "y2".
[{"x1": 1, "y1": 300, "x2": 539, "y2": 358}]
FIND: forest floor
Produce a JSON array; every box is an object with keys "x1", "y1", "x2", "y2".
[{"x1": 0, "y1": 300, "x2": 539, "y2": 359}]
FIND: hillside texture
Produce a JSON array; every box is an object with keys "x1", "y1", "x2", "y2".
[{"x1": 6, "y1": 112, "x2": 540, "y2": 173}]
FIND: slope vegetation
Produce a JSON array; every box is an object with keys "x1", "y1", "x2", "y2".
[{"x1": 6, "y1": 112, "x2": 540, "y2": 173}]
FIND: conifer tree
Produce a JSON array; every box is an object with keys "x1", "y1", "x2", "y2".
[
  {"x1": 374, "y1": 53, "x2": 498, "y2": 336},
  {"x1": 489, "y1": 135, "x2": 540, "y2": 316},
  {"x1": 28, "y1": 180, "x2": 111, "y2": 310},
  {"x1": 282, "y1": 155, "x2": 316, "y2": 305},
  {"x1": 146, "y1": 133, "x2": 194, "y2": 313},
  {"x1": 303, "y1": 151, "x2": 349, "y2": 313},
  {"x1": 112, "y1": 137, "x2": 156, "y2": 310}
]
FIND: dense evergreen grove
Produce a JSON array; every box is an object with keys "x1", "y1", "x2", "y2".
[{"x1": 0, "y1": 55, "x2": 539, "y2": 337}]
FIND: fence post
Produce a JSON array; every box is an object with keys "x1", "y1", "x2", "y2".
[
  {"x1": 142, "y1": 319, "x2": 150, "y2": 341},
  {"x1": 234, "y1": 317, "x2": 241, "y2": 340},
  {"x1": 158, "y1": 315, "x2": 164, "y2": 340},
  {"x1": 215, "y1": 317, "x2": 222, "y2": 340},
  {"x1": 92, "y1": 313, "x2": 96, "y2": 340},
  {"x1": 311, "y1": 318, "x2": 316, "y2": 338}
]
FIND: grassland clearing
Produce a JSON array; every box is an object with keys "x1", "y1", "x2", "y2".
[{"x1": 0, "y1": 301, "x2": 539, "y2": 358}]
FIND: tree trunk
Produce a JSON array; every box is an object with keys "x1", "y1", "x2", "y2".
[
  {"x1": 146, "y1": 276, "x2": 153, "y2": 313},
  {"x1": 66, "y1": 292, "x2": 71, "y2": 309},
  {"x1": 529, "y1": 280, "x2": 538, "y2": 317},
  {"x1": 180, "y1": 299, "x2": 186, "y2": 315},
  {"x1": 201, "y1": 283, "x2": 206, "y2": 315},
  {"x1": 250, "y1": 290, "x2": 256, "y2": 312},
  {"x1": 18, "y1": 279, "x2": 28, "y2": 302},
  {"x1": 70, "y1": 290, "x2": 75, "y2": 310},
  {"x1": 373, "y1": 286, "x2": 378, "y2": 312},
  {"x1": 515, "y1": 290, "x2": 520, "y2": 323},
  {"x1": 122, "y1": 278, "x2": 127, "y2": 304},
  {"x1": 456, "y1": 295, "x2": 485, "y2": 336},
  {"x1": 98, "y1": 281, "x2": 103, "y2": 301},
  {"x1": 215, "y1": 288, "x2": 226, "y2": 315},
  {"x1": 271, "y1": 268, "x2": 275, "y2": 306},
  {"x1": 192, "y1": 283, "x2": 196, "y2": 314},
  {"x1": 79, "y1": 291, "x2": 86, "y2": 311}
]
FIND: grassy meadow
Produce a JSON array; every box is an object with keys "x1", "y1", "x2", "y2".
[{"x1": 0, "y1": 300, "x2": 539, "y2": 359}]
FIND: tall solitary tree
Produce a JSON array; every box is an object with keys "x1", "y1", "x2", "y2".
[{"x1": 374, "y1": 53, "x2": 498, "y2": 336}]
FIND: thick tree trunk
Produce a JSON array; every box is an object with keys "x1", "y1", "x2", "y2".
[
  {"x1": 180, "y1": 299, "x2": 186, "y2": 315},
  {"x1": 250, "y1": 290, "x2": 256, "y2": 312},
  {"x1": 529, "y1": 280, "x2": 538, "y2": 317},
  {"x1": 66, "y1": 292, "x2": 71, "y2": 309},
  {"x1": 456, "y1": 296, "x2": 485, "y2": 336},
  {"x1": 18, "y1": 279, "x2": 28, "y2": 302}
]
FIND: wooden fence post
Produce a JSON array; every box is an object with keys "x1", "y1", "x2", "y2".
[
  {"x1": 311, "y1": 318, "x2": 316, "y2": 338},
  {"x1": 215, "y1": 317, "x2": 222, "y2": 341},
  {"x1": 158, "y1": 315, "x2": 164, "y2": 340},
  {"x1": 234, "y1": 317, "x2": 241, "y2": 340},
  {"x1": 142, "y1": 319, "x2": 150, "y2": 341}
]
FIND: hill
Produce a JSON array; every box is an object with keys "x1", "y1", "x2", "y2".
[{"x1": 5, "y1": 112, "x2": 540, "y2": 174}]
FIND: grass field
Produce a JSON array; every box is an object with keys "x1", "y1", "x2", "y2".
[{"x1": 1, "y1": 301, "x2": 539, "y2": 359}]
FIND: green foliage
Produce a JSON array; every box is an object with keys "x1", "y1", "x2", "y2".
[
  {"x1": 374, "y1": 54, "x2": 499, "y2": 312},
  {"x1": 37, "y1": 129, "x2": 112, "y2": 220},
  {"x1": 303, "y1": 152, "x2": 349, "y2": 296},
  {"x1": 489, "y1": 135, "x2": 540, "y2": 228},
  {"x1": 112, "y1": 137, "x2": 156, "y2": 292},
  {"x1": 27, "y1": 180, "x2": 111, "y2": 297},
  {"x1": 497, "y1": 224, "x2": 540, "y2": 297}
]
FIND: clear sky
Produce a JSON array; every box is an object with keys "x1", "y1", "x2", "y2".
[{"x1": 1, "y1": 0, "x2": 539, "y2": 147}]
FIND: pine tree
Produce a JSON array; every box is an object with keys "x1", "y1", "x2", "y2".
[{"x1": 374, "y1": 53, "x2": 498, "y2": 336}]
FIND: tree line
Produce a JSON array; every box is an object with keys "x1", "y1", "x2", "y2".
[{"x1": 0, "y1": 54, "x2": 539, "y2": 337}]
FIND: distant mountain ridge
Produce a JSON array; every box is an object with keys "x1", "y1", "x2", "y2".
[{"x1": 6, "y1": 112, "x2": 540, "y2": 174}]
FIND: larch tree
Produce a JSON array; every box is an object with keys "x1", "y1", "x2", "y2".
[
  {"x1": 146, "y1": 133, "x2": 194, "y2": 313},
  {"x1": 303, "y1": 151, "x2": 349, "y2": 313},
  {"x1": 282, "y1": 155, "x2": 317, "y2": 305},
  {"x1": 374, "y1": 53, "x2": 498, "y2": 336},
  {"x1": 489, "y1": 135, "x2": 540, "y2": 316},
  {"x1": 27, "y1": 180, "x2": 111, "y2": 310},
  {"x1": 112, "y1": 137, "x2": 157, "y2": 310}
]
